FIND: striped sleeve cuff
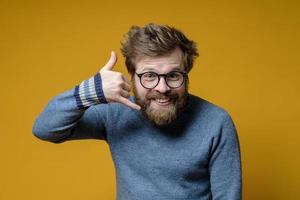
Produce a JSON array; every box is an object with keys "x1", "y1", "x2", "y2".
[{"x1": 74, "y1": 73, "x2": 107, "y2": 109}]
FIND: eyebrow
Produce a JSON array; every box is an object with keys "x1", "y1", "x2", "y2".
[{"x1": 141, "y1": 66, "x2": 182, "y2": 72}]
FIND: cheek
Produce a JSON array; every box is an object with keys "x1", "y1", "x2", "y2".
[
  {"x1": 175, "y1": 85, "x2": 187, "y2": 98},
  {"x1": 179, "y1": 87, "x2": 187, "y2": 97}
]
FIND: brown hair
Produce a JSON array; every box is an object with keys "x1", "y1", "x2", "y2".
[{"x1": 120, "y1": 23, "x2": 199, "y2": 75}]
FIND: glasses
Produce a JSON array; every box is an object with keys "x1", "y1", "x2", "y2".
[{"x1": 135, "y1": 71, "x2": 187, "y2": 89}]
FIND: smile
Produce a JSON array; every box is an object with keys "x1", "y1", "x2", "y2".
[{"x1": 152, "y1": 98, "x2": 171, "y2": 106}]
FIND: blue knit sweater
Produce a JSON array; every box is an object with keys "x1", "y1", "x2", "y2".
[{"x1": 32, "y1": 74, "x2": 242, "y2": 200}]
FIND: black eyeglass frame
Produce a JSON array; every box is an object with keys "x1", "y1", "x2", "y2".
[{"x1": 135, "y1": 71, "x2": 188, "y2": 89}]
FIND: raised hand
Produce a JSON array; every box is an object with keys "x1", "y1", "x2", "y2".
[{"x1": 100, "y1": 51, "x2": 141, "y2": 110}]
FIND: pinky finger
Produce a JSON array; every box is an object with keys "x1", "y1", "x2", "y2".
[{"x1": 117, "y1": 96, "x2": 141, "y2": 110}]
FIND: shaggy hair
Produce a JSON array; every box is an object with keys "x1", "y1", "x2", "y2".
[{"x1": 120, "y1": 23, "x2": 199, "y2": 75}]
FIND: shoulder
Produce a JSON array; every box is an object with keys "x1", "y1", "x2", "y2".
[
  {"x1": 185, "y1": 94, "x2": 235, "y2": 134},
  {"x1": 188, "y1": 94, "x2": 231, "y2": 120},
  {"x1": 187, "y1": 94, "x2": 238, "y2": 141}
]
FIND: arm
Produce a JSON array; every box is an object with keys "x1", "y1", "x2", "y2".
[
  {"x1": 32, "y1": 74, "x2": 108, "y2": 143},
  {"x1": 208, "y1": 114, "x2": 242, "y2": 200},
  {"x1": 32, "y1": 51, "x2": 140, "y2": 144}
]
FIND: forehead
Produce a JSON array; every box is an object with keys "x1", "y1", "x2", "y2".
[{"x1": 135, "y1": 47, "x2": 184, "y2": 73}]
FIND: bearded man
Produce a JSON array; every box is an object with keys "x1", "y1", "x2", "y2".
[{"x1": 33, "y1": 23, "x2": 242, "y2": 200}]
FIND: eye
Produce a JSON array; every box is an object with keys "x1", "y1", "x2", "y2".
[
  {"x1": 142, "y1": 72, "x2": 157, "y2": 81},
  {"x1": 167, "y1": 72, "x2": 181, "y2": 81}
]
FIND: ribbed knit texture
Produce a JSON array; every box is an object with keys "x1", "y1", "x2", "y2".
[
  {"x1": 74, "y1": 72, "x2": 107, "y2": 109},
  {"x1": 33, "y1": 77, "x2": 242, "y2": 200}
]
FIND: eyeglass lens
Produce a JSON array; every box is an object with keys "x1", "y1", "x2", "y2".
[{"x1": 141, "y1": 71, "x2": 184, "y2": 89}]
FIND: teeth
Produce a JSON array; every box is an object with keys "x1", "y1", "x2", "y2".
[{"x1": 155, "y1": 98, "x2": 170, "y2": 103}]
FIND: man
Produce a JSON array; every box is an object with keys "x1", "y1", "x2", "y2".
[{"x1": 33, "y1": 23, "x2": 242, "y2": 200}]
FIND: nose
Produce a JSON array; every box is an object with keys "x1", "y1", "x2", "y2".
[{"x1": 154, "y1": 77, "x2": 170, "y2": 93}]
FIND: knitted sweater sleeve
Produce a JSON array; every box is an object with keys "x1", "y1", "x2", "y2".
[
  {"x1": 32, "y1": 73, "x2": 108, "y2": 143},
  {"x1": 208, "y1": 113, "x2": 242, "y2": 200}
]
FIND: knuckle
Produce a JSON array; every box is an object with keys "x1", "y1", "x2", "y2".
[
  {"x1": 117, "y1": 81, "x2": 124, "y2": 87},
  {"x1": 114, "y1": 88, "x2": 121, "y2": 94}
]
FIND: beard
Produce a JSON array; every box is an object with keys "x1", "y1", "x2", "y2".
[{"x1": 133, "y1": 83, "x2": 189, "y2": 126}]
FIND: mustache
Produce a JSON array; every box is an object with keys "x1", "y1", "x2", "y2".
[{"x1": 146, "y1": 90, "x2": 179, "y2": 100}]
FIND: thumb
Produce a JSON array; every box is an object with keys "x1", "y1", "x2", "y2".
[{"x1": 101, "y1": 51, "x2": 118, "y2": 71}]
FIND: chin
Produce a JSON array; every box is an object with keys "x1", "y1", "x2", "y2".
[
  {"x1": 133, "y1": 83, "x2": 189, "y2": 126},
  {"x1": 144, "y1": 102, "x2": 178, "y2": 126}
]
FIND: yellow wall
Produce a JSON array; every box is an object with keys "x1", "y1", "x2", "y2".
[{"x1": 1, "y1": 0, "x2": 299, "y2": 199}]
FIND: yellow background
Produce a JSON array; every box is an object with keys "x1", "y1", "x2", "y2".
[{"x1": 1, "y1": 0, "x2": 299, "y2": 199}]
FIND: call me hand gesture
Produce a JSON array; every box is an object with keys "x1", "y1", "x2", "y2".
[{"x1": 100, "y1": 51, "x2": 141, "y2": 110}]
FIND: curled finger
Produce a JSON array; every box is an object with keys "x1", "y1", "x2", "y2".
[
  {"x1": 122, "y1": 82, "x2": 131, "y2": 92},
  {"x1": 120, "y1": 89, "x2": 130, "y2": 98}
]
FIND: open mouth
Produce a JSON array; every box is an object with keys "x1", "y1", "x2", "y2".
[{"x1": 151, "y1": 98, "x2": 172, "y2": 106}]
